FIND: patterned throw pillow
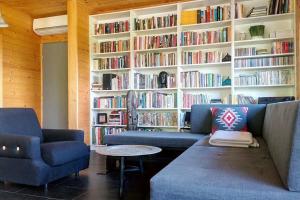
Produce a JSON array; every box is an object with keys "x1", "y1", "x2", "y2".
[{"x1": 210, "y1": 107, "x2": 248, "y2": 134}]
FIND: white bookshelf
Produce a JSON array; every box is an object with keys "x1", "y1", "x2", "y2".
[{"x1": 89, "y1": 0, "x2": 297, "y2": 148}]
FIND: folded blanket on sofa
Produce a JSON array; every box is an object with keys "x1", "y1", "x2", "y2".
[{"x1": 209, "y1": 130, "x2": 259, "y2": 148}]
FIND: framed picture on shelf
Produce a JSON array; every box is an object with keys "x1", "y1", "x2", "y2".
[{"x1": 97, "y1": 113, "x2": 107, "y2": 124}]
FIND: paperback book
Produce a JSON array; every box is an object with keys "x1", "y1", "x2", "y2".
[{"x1": 135, "y1": 52, "x2": 177, "y2": 67}]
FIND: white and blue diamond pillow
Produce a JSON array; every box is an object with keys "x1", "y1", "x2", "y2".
[{"x1": 211, "y1": 107, "x2": 249, "y2": 134}]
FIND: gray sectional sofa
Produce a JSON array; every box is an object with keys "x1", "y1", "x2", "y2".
[{"x1": 104, "y1": 101, "x2": 300, "y2": 200}]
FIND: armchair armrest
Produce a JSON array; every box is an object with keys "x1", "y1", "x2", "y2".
[
  {"x1": 42, "y1": 129, "x2": 84, "y2": 143},
  {"x1": 0, "y1": 133, "x2": 41, "y2": 160}
]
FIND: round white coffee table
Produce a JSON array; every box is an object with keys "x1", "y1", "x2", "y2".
[{"x1": 96, "y1": 145, "x2": 162, "y2": 197}]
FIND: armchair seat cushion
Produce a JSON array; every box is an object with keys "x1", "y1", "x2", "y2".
[{"x1": 41, "y1": 141, "x2": 89, "y2": 166}]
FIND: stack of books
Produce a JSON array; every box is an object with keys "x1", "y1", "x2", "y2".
[
  {"x1": 135, "y1": 52, "x2": 177, "y2": 67},
  {"x1": 234, "y1": 69, "x2": 292, "y2": 86},
  {"x1": 93, "y1": 95, "x2": 126, "y2": 109},
  {"x1": 134, "y1": 34, "x2": 177, "y2": 50},
  {"x1": 181, "y1": 27, "x2": 231, "y2": 46},
  {"x1": 246, "y1": 6, "x2": 268, "y2": 17},
  {"x1": 93, "y1": 55, "x2": 130, "y2": 70},
  {"x1": 137, "y1": 92, "x2": 177, "y2": 108},
  {"x1": 182, "y1": 50, "x2": 225, "y2": 64},
  {"x1": 269, "y1": 0, "x2": 293, "y2": 15},
  {"x1": 93, "y1": 39, "x2": 130, "y2": 53},
  {"x1": 134, "y1": 14, "x2": 177, "y2": 30},
  {"x1": 134, "y1": 73, "x2": 176, "y2": 89},
  {"x1": 181, "y1": 71, "x2": 224, "y2": 88},
  {"x1": 138, "y1": 112, "x2": 177, "y2": 127},
  {"x1": 94, "y1": 20, "x2": 129, "y2": 35},
  {"x1": 235, "y1": 56, "x2": 294, "y2": 68}
]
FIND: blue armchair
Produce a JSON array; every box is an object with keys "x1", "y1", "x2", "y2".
[{"x1": 0, "y1": 108, "x2": 90, "y2": 188}]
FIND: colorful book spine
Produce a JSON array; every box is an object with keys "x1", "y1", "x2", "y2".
[
  {"x1": 182, "y1": 93, "x2": 211, "y2": 108},
  {"x1": 271, "y1": 41, "x2": 294, "y2": 54},
  {"x1": 134, "y1": 14, "x2": 177, "y2": 30},
  {"x1": 194, "y1": 5, "x2": 230, "y2": 23},
  {"x1": 181, "y1": 27, "x2": 231, "y2": 46},
  {"x1": 110, "y1": 73, "x2": 130, "y2": 90},
  {"x1": 93, "y1": 39, "x2": 130, "y2": 53},
  {"x1": 92, "y1": 127, "x2": 125, "y2": 145},
  {"x1": 134, "y1": 34, "x2": 177, "y2": 50},
  {"x1": 93, "y1": 55, "x2": 130, "y2": 70},
  {"x1": 135, "y1": 52, "x2": 177, "y2": 67},
  {"x1": 235, "y1": 48, "x2": 257, "y2": 57},
  {"x1": 234, "y1": 69, "x2": 292, "y2": 86},
  {"x1": 134, "y1": 73, "x2": 176, "y2": 89},
  {"x1": 94, "y1": 20, "x2": 130, "y2": 35},
  {"x1": 182, "y1": 50, "x2": 224, "y2": 64},
  {"x1": 181, "y1": 71, "x2": 224, "y2": 88},
  {"x1": 93, "y1": 95, "x2": 127, "y2": 109},
  {"x1": 137, "y1": 92, "x2": 177, "y2": 108},
  {"x1": 234, "y1": 56, "x2": 294, "y2": 68},
  {"x1": 138, "y1": 112, "x2": 177, "y2": 126}
]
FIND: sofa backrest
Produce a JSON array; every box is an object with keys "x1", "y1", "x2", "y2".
[
  {"x1": 190, "y1": 104, "x2": 266, "y2": 136},
  {"x1": 0, "y1": 108, "x2": 43, "y2": 142},
  {"x1": 263, "y1": 101, "x2": 300, "y2": 192}
]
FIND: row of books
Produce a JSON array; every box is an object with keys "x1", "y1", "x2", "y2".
[
  {"x1": 134, "y1": 34, "x2": 177, "y2": 50},
  {"x1": 93, "y1": 55, "x2": 130, "y2": 70},
  {"x1": 138, "y1": 112, "x2": 177, "y2": 127},
  {"x1": 93, "y1": 95, "x2": 126, "y2": 109},
  {"x1": 92, "y1": 73, "x2": 129, "y2": 90},
  {"x1": 181, "y1": 28, "x2": 231, "y2": 46},
  {"x1": 94, "y1": 20, "x2": 130, "y2": 35},
  {"x1": 269, "y1": 0, "x2": 293, "y2": 15},
  {"x1": 137, "y1": 92, "x2": 177, "y2": 108},
  {"x1": 182, "y1": 50, "x2": 226, "y2": 65},
  {"x1": 181, "y1": 5, "x2": 230, "y2": 25},
  {"x1": 236, "y1": 95, "x2": 256, "y2": 104},
  {"x1": 92, "y1": 127, "x2": 125, "y2": 145},
  {"x1": 134, "y1": 73, "x2": 176, "y2": 89},
  {"x1": 271, "y1": 41, "x2": 294, "y2": 54},
  {"x1": 234, "y1": 56, "x2": 294, "y2": 68},
  {"x1": 134, "y1": 14, "x2": 177, "y2": 30},
  {"x1": 182, "y1": 93, "x2": 210, "y2": 108},
  {"x1": 181, "y1": 71, "x2": 224, "y2": 88},
  {"x1": 235, "y1": 47, "x2": 256, "y2": 57},
  {"x1": 93, "y1": 40, "x2": 130, "y2": 54},
  {"x1": 234, "y1": 69, "x2": 292, "y2": 86},
  {"x1": 135, "y1": 52, "x2": 177, "y2": 68}
]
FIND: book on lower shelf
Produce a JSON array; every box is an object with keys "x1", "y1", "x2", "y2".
[
  {"x1": 181, "y1": 27, "x2": 231, "y2": 46},
  {"x1": 134, "y1": 34, "x2": 177, "y2": 50},
  {"x1": 234, "y1": 69, "x2": 293, "y2": 86},
  {"x1": 182, "y1": 93, "x2": 211, "y2": 108},
  {"x1": 181, "y1": 71, "x2": 227, "y2": 88},
  {"x1": 135, "y1": 52, "x2": 177, "y2": 68},
  {"x1": 93, "y1": 39, "x2": 130, "y2": 54},
  {"x1": 94, "y1": 73, "x2": 129, "y2": 90},
  {"x1": 234, "y1": 55, "x2": 294, "y2": 68},
  {"x1": 235, "y1": 94, "x2": 257, "y2": 104},
  {"x1": 137, "y1": 92, "x2": 177, "y2": 108},
  {"x1": 134, "y1": 72, "x2": 176, "y2": 89},
  {"x1": 93, "y1": 55, "x2": 130, "y2": 70},
  {"x1": 182, "y1": 50, "x2": 227, "y2": 64},
  {"x1": 138, "y1": 112, "x2": 177, "y2": 127},
  {"x1": 92, "y1": 127, "x2": 125, "y2": 145}
]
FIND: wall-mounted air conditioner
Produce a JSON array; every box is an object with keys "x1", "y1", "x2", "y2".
[{"x1": 33, "y1": 15, "x2": 67, "y2": 36}]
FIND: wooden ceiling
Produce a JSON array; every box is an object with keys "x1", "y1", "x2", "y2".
[{"x1": 0, "y1": 0, "x2": 186, "y2": 18}]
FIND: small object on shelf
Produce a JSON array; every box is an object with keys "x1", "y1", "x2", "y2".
[
  {"x1": 222, "y1": 53, "x2": 231, "y2": 62},
  {"x1": 246, "y1": 6, "x2": 267, "y2": 18},
  {"x1": 249, "y1": 25, "x2": 265, "y2": 39},
  {"x1": 238, "y1": 32, "x2": 247, "y2": 40},
  {"x1": 158, "y1": 71, "x2": 169, "y2": 88},
  {"x1": 222, "y1": 77, "x2": 231, "y2": 86},
  {"x1": 97, "y1": 113, "x2": 107, "y2": 124},
  {"x1": 210, "y1": 99, "x2": 223, "y2": 104},
  {"x1": 256, "y1": 49, "x2": 268, "y2": 55}
]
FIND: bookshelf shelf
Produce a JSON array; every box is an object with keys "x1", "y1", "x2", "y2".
[
  {"x1": 234, "y1": 13, "x2": 294, "y2": 25},
  {"x1": 234, "y1": 37, "x2": 294, "y2": 46},
  {"x1": 89, "y1": 0, "x2": 297, "y2": 148},
  {"x1": 181, "y1": 20, "x2": 231, "y2": 30},
  {"x1": 234, "y1": 65, "x2": 295, "y2": 71},
  {"x1": 234, "y1": 53, "x2": 294, "y2": 59},
  {"x1": 181, "y1": 42, "x2": 231, "y2": 50}
]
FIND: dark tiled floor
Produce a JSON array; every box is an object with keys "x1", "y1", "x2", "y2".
[{"x1": 0, "y1": 152, "x2": 164, "y2": 200}]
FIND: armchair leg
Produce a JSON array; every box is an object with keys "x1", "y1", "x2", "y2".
[{"x1": 44, "y1": 184, "x2": 48, "y2": 191}]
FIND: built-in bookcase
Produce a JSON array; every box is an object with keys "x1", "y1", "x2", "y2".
[{"x1": 89, "y1": 0, "x2": 297, "y2": 148}]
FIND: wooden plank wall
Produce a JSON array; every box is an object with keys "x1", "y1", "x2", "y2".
[
  {"x1": 0, "y1": 3, "x2": 41, "y2": 120},
  {"x1": 67, "y1": 0, "x2": 90, "y2": 143}
]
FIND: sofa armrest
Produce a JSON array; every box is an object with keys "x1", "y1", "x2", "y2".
[
  {"x1": 42, "y1": 129, "x2": 84, "y2": 143},
  {"x1": 0, "y1": 133, "x2": 41, "y2": 160}
]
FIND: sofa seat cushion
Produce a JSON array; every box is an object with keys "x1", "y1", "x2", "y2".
[
  {"x1": 41, "y1": 141, "x2": 89, "y2": 166},
  {"x1": 151, "y1": 138, "x2": 300, "y2": 200},
  {"x1": 104, "y1": 131, "x2": 206, "y2": 149}
]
